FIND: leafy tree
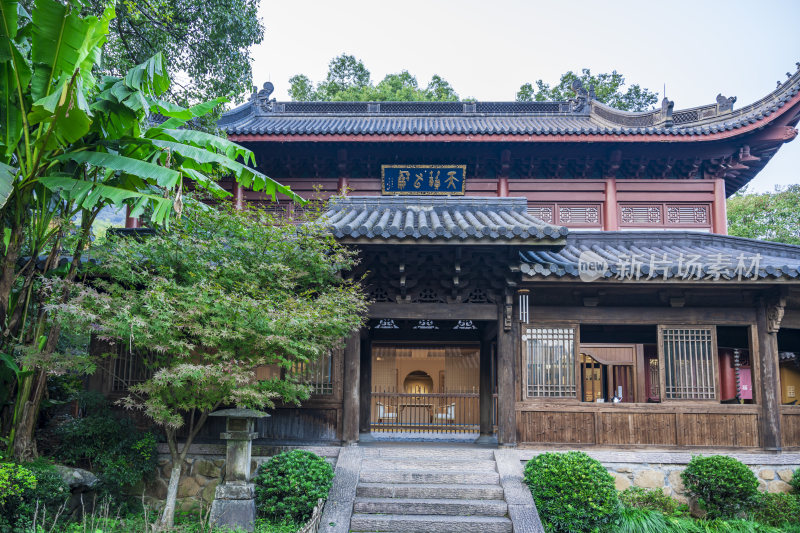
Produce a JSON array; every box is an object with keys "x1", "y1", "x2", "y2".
[
  {"x1": 0, "y1": 0, "x2": 300, "y2": 462},
  {"x1": 55, "y1": 203, "x2": 367, "y2": 528},
  {"x1": 83, "y1": 0, "x2": 264, "y2": 108},
  {"x1": 727, "y1": 185, "x2": 800, "y2": 244},
  {"x1": 289, "y1": 54, "x2": 460, "y2": 102},
  {"x1": 517, "y1": 68, "x2": 659, "y2": 112}
]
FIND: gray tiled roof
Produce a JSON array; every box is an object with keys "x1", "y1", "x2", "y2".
[
  {"x1": 520, "y1": 231, "x2": 800, "y2": 281},
  {"x1": 325, "y1": 196, "x2": 568, "y2": 244},
  {"x1": 220, "y1": 70, "x2": 800, "y2": 138}
]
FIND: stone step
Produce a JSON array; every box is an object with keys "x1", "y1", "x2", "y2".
[
  {"x1": 353, "y1": 497, "x2": 508, "y2": 517},
  {"x1": 361, "y1": 447, "x2": 496, "y2": 460},
  {"x1": 349, "y1": 513, "x2": 513, "y2": 533},
  {"x1": 361, "y1": 458, "x2": 497, "y2": 472},
  {"x1": 356, "y1": 482, "x2": 505, "y2": 500},
  {"x1": 359, "y1": 469, "x2": 500, "y2": 485}
]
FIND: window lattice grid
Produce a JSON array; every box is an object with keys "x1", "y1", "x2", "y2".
[
  {"x1": 662, "y1": 328, "x2": 716, "y2": 400},
  {"x1": 291, "y1": 351, "x2": 334, "y2": 395},
  {"x1": 111, "y1": 345, "x2": 155, "y2": 392},
  {"x1": 524, "y1": 328, "x2": 576, "y2": 398}
]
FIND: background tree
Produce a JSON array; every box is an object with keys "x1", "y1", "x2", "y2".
[
  {"x1": 55, "y1": 203, "x2": 367, "y2": 528},
  {"x1": 0, "y1": 0, "x2": 300, "y2": 461},
  {"x1": 726, "y1": 185, "x2": 800, "y2": 244},
  {"x1": 83, "y1": 0, "x2": 264, "y2": 108},
  {"x1": 289, "y1": 54, "x2": 460, "y2": 101},
  {"x1": 517, "y1": 68, "x2": 659, "y2": 111}
]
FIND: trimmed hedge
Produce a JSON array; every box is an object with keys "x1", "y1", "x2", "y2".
[
  {"x1": 253, "y1": 450, "x2": 334, "y2": 525},
  {"x1": 681, "y1": 455, "x2": 759, "y2": 519},
  {"x1": 524, "y1": 451, "x2": 620, "y2": 532}
]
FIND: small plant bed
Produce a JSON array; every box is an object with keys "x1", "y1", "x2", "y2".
[
  {"x1": 253, "y1": 450, "x2": 334, "y2": 532},
  {"x1": 524, "y1": 453, "x2": 800, "y2": 533}
]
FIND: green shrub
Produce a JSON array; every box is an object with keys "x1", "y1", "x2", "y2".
[
  {"x1": 619, "y1": 486, "x2": 688, "y2": 516},
  {"x1": 54, "y1": 410, "x2": 158, "y2": 504},
  {"x1": 0, "y1": 462, "x2": 36, "y2": 507},
  {"x1": 748, "y1": 491, "x2": 800, "y2": 527},
  {"x1": 681, "y1": 455, "x2": 759, "y2": 519},
  {"x1": 0, "y1": 460, "x2": 70, "y2": 531},
  {"x1": 253, "y1": 450, "x2": 334, "y2": 525},
  {"x1": 790, "y1": 467, "x2": 800, "y2": 494},
  {"x1": 524, "y1": 451, "x2": 620, "y2": 533}
]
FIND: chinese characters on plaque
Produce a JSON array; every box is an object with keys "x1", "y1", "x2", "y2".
[{"x1": 382, "y1": 165, "x2": 466, "y2": 195}]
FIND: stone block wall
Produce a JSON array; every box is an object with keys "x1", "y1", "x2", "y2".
[
  {"x1": 518, "y1": 449, "x2": 799, "y2": 504},
  {"x1": 604, "y1": 462, "x2": 795, "y2": 503},
  {"x1": 143, "y1": 445, "x2": 340, "y2": 512}
]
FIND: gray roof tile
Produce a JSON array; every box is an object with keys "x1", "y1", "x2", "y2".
[
  {"x1": 325, "y1": 196, "x2": 568, "y2": 244},
  {"x1": 220, "y1": 71, "x2": 800, "y2": 138},
  {"x1": 520, "y1": 231, "x2": 800, "y2": 281}
]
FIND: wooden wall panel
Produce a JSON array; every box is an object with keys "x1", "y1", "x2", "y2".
[
  {"x1": 782, "y1": 412, "x2": 800, "y2": 448},
  {"x1": 596, "y1": 413, "x2": 677, "y2": 446},
  {"x1": 259, "y1": 408, "x2": 340, "y2": 442},
  {"x1": 517, "y1": 406, "x2": 762, "y2": 448},
  {"x1": 678, "y1": 413, "x2": 759, "y2": 447},
  {"x1": 517, "y1": 411, "x2": 595, "y2": 444}
]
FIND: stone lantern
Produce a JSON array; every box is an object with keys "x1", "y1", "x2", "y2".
[{"x1": 208, "y1": 408, "x2": 269, "y2": 532}]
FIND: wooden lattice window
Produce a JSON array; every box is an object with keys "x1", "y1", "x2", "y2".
[
  {"x1": 619, "y1": 203, "x2": 711, "y2": 229},
  {"x1": 660, "y1": 326, "x2": 717, "y2": 400},
  {"x1": 111, "y1": 345, "x2": 155, "y2": 392},
  {"x1": 290, "y1": 351, "x2": 334, "y2": 395},
  {"x1": 527, "y1": 203, "x2": 602, "y2": 228},
  {"x1": 523, "y1": 327, "x2": 577, "y2": 398}
]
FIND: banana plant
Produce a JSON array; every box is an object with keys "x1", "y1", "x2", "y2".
[{"x1": 0, "y1": 0, "x2": 303, "y2": 460}]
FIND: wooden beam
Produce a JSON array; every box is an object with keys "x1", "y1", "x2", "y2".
[
  {"x1": 342, "y1": 331, "x2": 361, "y2": 444},
  {"x1": 531, "y1": 306, "x2": 756, "y2": 325},
  {"x1": 756, "y1": 299, "x2": 783, "y2": 450},
  {"x1": 368, "y1": 302, "x2": 498, "y2": 320}
]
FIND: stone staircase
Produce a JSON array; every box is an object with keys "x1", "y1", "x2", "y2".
[{"x1": 349, "y1": 447, "x2": 513, "y2": 533}]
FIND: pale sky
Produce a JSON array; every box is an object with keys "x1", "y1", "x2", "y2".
[{"x1": 251, "y1": 0, "x2": 800, "y2": 193}]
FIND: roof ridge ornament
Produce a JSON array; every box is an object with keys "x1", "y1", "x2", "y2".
[
  {"x1": 569, "y1": 79, "x2": 594, "y2": 112},
  {"x1": 661, "y1": 97, "x2": 675, "y2": 127},
  {"x1": 249, "y1": 82, "x2": 276, "y2": 113},
  {"x1": 716, "y1": 94, "x2": 736, "y2": 114}
]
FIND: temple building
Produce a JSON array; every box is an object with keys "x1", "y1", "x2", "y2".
[{"x1": 120, "y1": 68, "x2": 800, "y2": 450}]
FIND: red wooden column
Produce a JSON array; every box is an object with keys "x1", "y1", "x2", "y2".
[
  {"x1": 603, "y1": 178, "x2": 619, "y2": 231},
  {"x1": 497, "y1": 149, "x2": 510, "y2": 197},
  {"x1": 124, "y1": 205, "x2": 140, "y2": 228},
  {"x1": 337, "y1": 148, "x2": 349, "y2": 195},
  {"x1": 337, "y1": 177, "x2": 349, "y2": 196},
  {"x1": 712, "y1": 178, "x2": 728, "y2": 234}
]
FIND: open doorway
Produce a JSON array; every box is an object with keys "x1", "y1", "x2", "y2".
[{"x1": 370, "y1": 344, "x2": 480, "y2": 436}]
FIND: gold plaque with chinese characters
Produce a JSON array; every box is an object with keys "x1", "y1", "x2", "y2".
[{"x1": 381, "y1": 165, "x2": 466, "y2": 195}]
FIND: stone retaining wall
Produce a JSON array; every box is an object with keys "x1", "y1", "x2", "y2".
[
  {"x1": 143, "y1": 445, "x2": 800, "y2": 512},
  {"x1": 518, "y1": 450, "x2": 799, "y2": 504},
  {"x1": 143, "y1": 445, "x2": 340, "y2": 512}
]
